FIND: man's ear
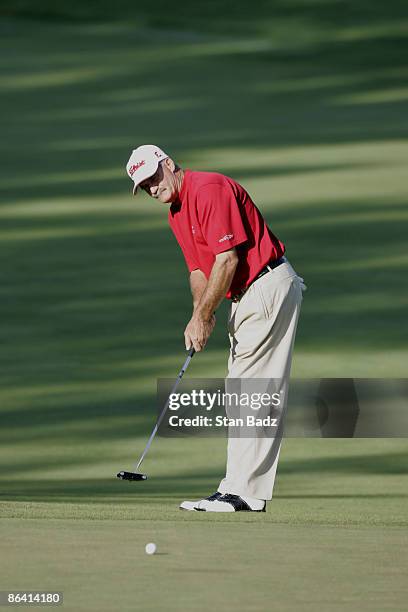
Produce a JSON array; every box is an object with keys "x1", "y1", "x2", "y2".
[{"x1": 164, "y1": 157, "x2": 176, "y2": 172}]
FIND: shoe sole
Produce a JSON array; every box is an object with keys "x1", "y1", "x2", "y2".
[
  {"x1": 179, "y1": 502, "x2": 200, "y2": 511},
  {"x1": 194, "y1": 497, "x2": 266, "y2": 512},
  {"x1": 194, "y1": 507, "x2": 266, "y2": 512},
  {"x1": 179, "y1": 492, "x2": 223, "y2": 511}
]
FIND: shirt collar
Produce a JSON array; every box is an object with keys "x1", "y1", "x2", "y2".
[
  {"x1": 178, "y1": 168, "x2": 190, "y2": 202},
  {"x1": 170, "y1": 169, "x2": 190, "y2": 214}
]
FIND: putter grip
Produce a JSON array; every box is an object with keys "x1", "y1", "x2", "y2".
[{"x1": 188, "y1": 347, "x2": 196, "y2": 357}]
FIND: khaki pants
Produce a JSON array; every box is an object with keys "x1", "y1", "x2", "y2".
[{"x1": 218, "y1": 259, "x2": 304, "y2": 500}]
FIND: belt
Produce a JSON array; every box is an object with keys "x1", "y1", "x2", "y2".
[{"x1": 231, "y1": 256, "x2": 286, "y2": 302}]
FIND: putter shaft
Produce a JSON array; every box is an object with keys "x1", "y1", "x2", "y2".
[{"x1": 135, "y1": 347, "x2": 195, "y2": 470}]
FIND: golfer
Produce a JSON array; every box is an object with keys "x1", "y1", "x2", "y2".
[{"x1": 126, "y1": 145, "x2": 305, "y2": 512}]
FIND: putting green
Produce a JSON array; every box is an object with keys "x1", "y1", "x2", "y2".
[
  {"x1": 2, "y1": 439, "x2": 408, "y2": 611},
  {"x1": 2, "y1": 518, "x2": 408, "y2": 612}
]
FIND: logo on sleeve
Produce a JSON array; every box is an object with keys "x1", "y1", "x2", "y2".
[
  {"x1": 129, "y1": 160, "x2": 146, "y2": 176},
  {"x1": 218, "y1": 233, "x2": 234, "y2": 243}
]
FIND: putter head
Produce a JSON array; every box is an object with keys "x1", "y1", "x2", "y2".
[{"x1": 117, "y1": 470, "x2": 148, "y2": 481}]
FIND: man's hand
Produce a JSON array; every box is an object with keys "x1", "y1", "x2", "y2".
[
  {"x1": 184, "y1": 313, "x2": 216, "y2": 352},
  {"x1": 184, "y1": 249, "x2": 237, "y2": 351}
]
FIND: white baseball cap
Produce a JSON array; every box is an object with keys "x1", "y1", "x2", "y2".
[{"x1": 126, "y1": 144, "x2": 169, "y2": 194}]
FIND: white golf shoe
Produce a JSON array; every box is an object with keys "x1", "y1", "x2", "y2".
[
  {"x1": 195, "y1": 493, "x2": 266, "y2": 512},
  {"x1": 179, "y1": 491, "x2": 222, "y2": 511}
]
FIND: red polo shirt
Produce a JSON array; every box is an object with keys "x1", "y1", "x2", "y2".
[{"x1": 168, "y1": 170, "x2": 285, "y2": 299}]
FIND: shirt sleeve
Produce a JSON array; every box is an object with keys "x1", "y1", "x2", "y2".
[
  {"x1": 182, "y1": 247, "x2": 199, "y2": 273},
  {"x1": 196, "y1": 183, "x2": 248, "y2": 255}
]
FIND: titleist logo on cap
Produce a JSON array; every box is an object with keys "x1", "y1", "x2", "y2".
[{"x1": 129, "y1": 160, "x2": 146, "y2": 176}]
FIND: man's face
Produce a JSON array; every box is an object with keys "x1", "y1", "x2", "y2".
[{"x1": 138, "y1": 158, "x2": 179, "y2": 204}]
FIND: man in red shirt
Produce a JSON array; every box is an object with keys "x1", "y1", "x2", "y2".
[{"x1": 126, "y1": 144, "x2": 305, "y2": 512}]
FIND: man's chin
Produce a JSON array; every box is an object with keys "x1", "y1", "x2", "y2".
[{"x1": 159, "y1": 193, "x2": 175, "y2": 204}]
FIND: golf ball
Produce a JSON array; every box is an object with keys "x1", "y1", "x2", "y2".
[{"x1": 145, "y1": 543, "x2": 157, "y2": 555}]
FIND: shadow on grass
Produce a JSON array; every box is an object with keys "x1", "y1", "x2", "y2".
[
  {"x1": 0, "y1": 448, "x2": 407, "y2": 503},
  {"x1": 0, "y1": 473, "x2": 222, "y2": 502},
  {"x1": 279, "y1": 450, "x2": 408, "y2": 476},
  {"x1": 0, "y1": 195, "x2": 407, "y2": 463},
  {"x1": 1, "y1": 3, "x2": 408, "y2": 198},
  {"x1": 0, "y1": 9, "x2": 407, "y2": 484}
]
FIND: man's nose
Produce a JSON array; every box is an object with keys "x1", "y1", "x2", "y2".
[{"x1": 150, "y1": 184, "x2": 159, "y2": 195}]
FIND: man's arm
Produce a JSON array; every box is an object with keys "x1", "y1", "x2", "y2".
[
  {"x1": 190, "y1": 269, "x2": 208, "y2": 310},
  {"x1": 195, "y1": 249, "x2": 238, "y2": 320},
  {"x1": 184, "y1": 249, "x2": 238, "y2": 351}
]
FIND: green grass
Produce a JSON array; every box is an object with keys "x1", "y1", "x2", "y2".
[
  {"x1": 2, "y1": 438, "x2": 408, "y2": 611},
  {"x1": 1, "y1": 439, "x2": 408, "y2": 611},
  {"x1": 1, "y1": 4, "x2": 408, "y2": 611},
  {"x1": 2, "y1": 519, "x2": 408, "y2": 612}
]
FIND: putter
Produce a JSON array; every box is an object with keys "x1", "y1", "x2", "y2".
[{"x1": 117, "y1": 347, "x2": 196, "y2": 481}]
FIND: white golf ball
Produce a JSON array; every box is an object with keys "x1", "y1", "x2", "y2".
[{"x1": 145, "y1": 543, "x2": 157, "y2": 555}]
